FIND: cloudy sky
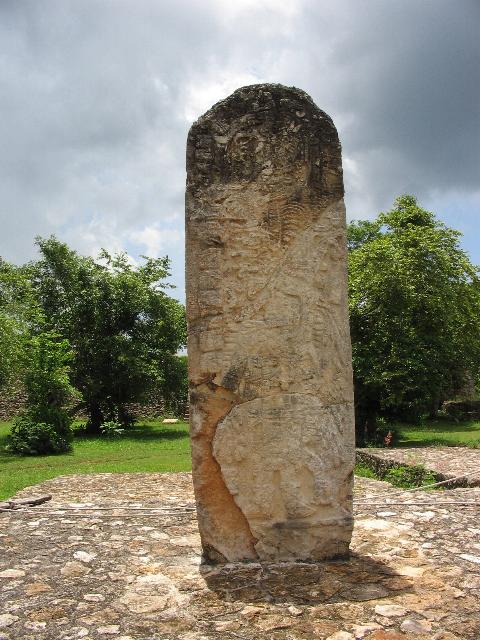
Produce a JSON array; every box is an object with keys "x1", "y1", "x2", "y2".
[{"x1": 1, "y1": 0, "x2": 479, "y2": 301}]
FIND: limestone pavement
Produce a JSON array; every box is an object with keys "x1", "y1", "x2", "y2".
[{"x1": 0, "y1": 470, "x2": 479, "y2": 639}]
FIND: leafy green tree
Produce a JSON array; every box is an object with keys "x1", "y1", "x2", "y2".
[
  {"x1": 161, "y1": 354, "x2": 188, "y2": 417},
  {"x1": 9, "y1": 331, "x2": 76, "y2": 455},
  {"x1": 347, "y1": 219, "x2": 381, "y2": 251},
  {"x1": 1, "y1": 258, "x2": 76, "y2": 454},
  {"x1": 348, "y1": 195, "x2": 480, "y2": 444},
  {"x1": 0, "y1": 259, "x2": 40, "y2": 391},
  {"x1": 0, "y1": 305, "x2": 21, "y2": 391},
  {"x1": 29, "y1": 237, "x2": 186, "y2": 431}
]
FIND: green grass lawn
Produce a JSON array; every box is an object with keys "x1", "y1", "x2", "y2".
[
  {"x1": 0, "y1": 419, "x2": 192, "y2": 501},
  {"x1": 2, "y1": 416, "x2": 480, "y2": 501},
  {"x1": 395, "y1": 419, "x2": 480, "y2": 448}
]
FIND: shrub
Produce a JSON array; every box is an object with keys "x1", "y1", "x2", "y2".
[
  {"x1": 8, "y1": 331, "x2": 76, "y2": 455},
  {"x1": 384, "y1": 464, "x2": 438, "y2": 489},
  {"x1": 86, "y1": 406, "x2": 134, "y2": 434},
  {"x1": 354, "y1": 463, "x2": 377, "y2": 479},
  {"x1": 99, "y1": 420, "x2": 124, "y2": 438},
  {"x1": 9, "y1": 417, "x2": 72, "y2": 455}
]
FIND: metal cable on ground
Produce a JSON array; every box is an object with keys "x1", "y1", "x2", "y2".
[
  {"x1": 13, "y1": 505, "x2": 197, "y2": 512},
  {"x1": 0, "y1": 505, "x2": 196, "y2": 516},
  {"x1": 1, "y1": 501, "x2": 479, "y2": 518},
  {"x1": 0, "y1": 500, "x2": 196, "y2": 512},
  {"x1": 353, "y1": 501, "x2": 480, "y2": 506},
  {"x1": 1, "y1": 469, "x2": 479, "y2": 517}
]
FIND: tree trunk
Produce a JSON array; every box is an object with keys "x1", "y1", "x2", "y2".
[
  {"x1": 354, "y1": 382, "x2": 379, "y2": 446},
  {"x1": 86, "y1": 402, "x2": 103, "y2": 434}
]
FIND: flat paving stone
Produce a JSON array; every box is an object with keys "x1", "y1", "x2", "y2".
[{"x1": 0, "y1": 471, "x2": 479, "y2": 639}]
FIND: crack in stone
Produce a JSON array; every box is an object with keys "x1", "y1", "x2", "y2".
[
  {"x1": 212, "y1": 393, "x2": 355, "y2": 561},
  {"x1": 190, "y1": 378, "x2": 259, "y2": 563},
  {"x1": 194, "y1": 386, "x2": 354, "y2": 562}
]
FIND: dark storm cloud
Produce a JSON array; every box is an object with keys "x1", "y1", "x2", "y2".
[
  {"x1": 337, "y1": 1, "x2": 480, "y2": 207},
  {"x1": 278, "y1": 0, "x2": 480, "y2": 218},
  {"x1": 0, "y1": 0, "x2": 478, "y2": 288}
]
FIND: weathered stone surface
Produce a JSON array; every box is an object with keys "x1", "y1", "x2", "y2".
[
  {"x1": 186, "y1": 83, "x2": 355, "y2": 563},
  {"x1": 0, "y1": 569, "x2": 25, "y2": 578},
  {"x1": 1, "y1": 472, "x2": 479, "y2": 639}
]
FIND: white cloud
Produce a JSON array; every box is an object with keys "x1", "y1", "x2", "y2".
[
  {"x1": 183, "y1": 73, "x2": 261, "y2": 124},
  {"x1": 131, "y1": 225, "x2": 184, "y2": 258},
  {"x1": 0, "y1": 0, "x2": 478, "y2": 297}
]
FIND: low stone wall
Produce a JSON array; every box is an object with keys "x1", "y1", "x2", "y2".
[
  {"x1": 0, "y1": 391, "x2": 168, "y2": 423},
  {"x1": 0, "y1": 386, "x2": 27, "y2": 421},
  {"x1": 443, "y1": 399, "x2": 480, "y2": 421},
  {"x1": 356, "y1": 448, "x2": 478, "y2": 488}
]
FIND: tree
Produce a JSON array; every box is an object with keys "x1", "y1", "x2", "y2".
[
  {"x1": 9, "y1": 331, "x2": 76, "y2": 455},
  {"x1": 0, "y1": 259, "x2": 40, "y2": 392},
  {"x1": 161, "y1": 354, "x2": 188, "y2": 417},
  {"x1": 29, "y1": 237, "x2": 187, "y2": 431},
  {"x1": 1, "y1": 259, "x2": 76, "y2": 454},
  {"x1": 347, "y1": 219, "x2": 381, "y2": 251},
  {"x1": 348, "y1": 195, "x2": 480, "y2": 444},
  {"x1": 0, "y1": 298, "x2": 21, "y2": 391}
]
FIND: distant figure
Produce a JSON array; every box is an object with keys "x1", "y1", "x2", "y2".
[{"x1": 384, "y1": 431, "x2": 394, "y2": 447}]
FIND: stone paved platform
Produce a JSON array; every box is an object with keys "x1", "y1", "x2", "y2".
[
  {"x1": 357, "y1": 447, "x2": 480, "y2": 486},
  {"x1": 0, "y1": 472, "x2": 479, "y2": 639}
]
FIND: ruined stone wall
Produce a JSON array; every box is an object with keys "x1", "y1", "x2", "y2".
[
  {"x1": 186, "y1": 84, "x2": 355, "y2": 563},
  {"x1": 0, "y1": 384, "x2": 27, "y2": 421}
]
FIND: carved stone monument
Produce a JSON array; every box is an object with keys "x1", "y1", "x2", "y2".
[{"x1": 186, "y1": 84, "x2": 354, "y2": 563}]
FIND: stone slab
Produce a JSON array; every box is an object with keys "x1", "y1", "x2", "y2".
[{"x1": 186, "y1": 83, "x2": 355, "y2": 562}]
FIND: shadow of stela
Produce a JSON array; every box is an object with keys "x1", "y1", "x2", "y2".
[{"x1": 200, "y1": 554, "x2": 412, "y2": 605}]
